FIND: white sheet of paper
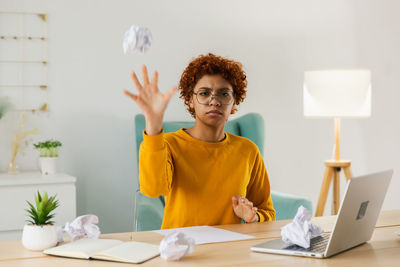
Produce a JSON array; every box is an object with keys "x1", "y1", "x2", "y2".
[{"x1": 153, "y1": 226, "x2": 254, "y2": 245}]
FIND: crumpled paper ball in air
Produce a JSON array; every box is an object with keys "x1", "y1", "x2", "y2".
[{"x1": 123, "y1": 25, "x2": 152, "y2": 54}]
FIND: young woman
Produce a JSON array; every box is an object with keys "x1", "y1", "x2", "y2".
[{"x1": 124, "y1": 53, "x2": 275, "y2": 229}]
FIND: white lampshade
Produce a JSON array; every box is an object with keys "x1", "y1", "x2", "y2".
[{"x1": 304, "y1": 69, "x2": 371, "y2": 117}]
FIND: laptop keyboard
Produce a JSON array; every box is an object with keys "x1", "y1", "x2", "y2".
[{"x1": 284, "y1": 233, "x2": 330, "y2": 253}]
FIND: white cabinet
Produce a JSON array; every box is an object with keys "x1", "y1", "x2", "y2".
[{"x1": 0, "y1": 172, "x2": 76, "y2": 241}]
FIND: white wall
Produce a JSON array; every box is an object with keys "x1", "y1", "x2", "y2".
[{"x1": 1, "y1": 0, "x2": 399, "y2": 233}]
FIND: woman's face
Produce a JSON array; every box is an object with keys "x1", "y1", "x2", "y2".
[{"x1": 189, "y1": 75, "x2": 235, "y2": 127}]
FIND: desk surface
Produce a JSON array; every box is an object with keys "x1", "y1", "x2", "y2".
[{"x1": 1, "y1": 210, "x2": 400, "y2": 266}]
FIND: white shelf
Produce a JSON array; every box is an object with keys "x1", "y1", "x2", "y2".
[{"x1": 0, "y1": 172, "x2": 76, "y2": 186}]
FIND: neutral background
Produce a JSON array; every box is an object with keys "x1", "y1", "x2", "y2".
[{"x1": 1, "y1": 0, "x2": 399, "y2": 233}]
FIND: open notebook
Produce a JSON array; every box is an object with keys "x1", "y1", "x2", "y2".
[{"x1": 43, "y1": 238, "x2": 160, "y2": 264}]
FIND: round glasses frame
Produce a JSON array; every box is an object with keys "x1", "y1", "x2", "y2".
[{"x1": 192, "y1": 91, "x2": 235, "y2": 105}]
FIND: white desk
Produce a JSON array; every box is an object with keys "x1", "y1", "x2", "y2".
[{"x1": 0, "y1": 172, "x2": 76, "y2": 241}]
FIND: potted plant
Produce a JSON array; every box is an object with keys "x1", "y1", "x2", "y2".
[
  {"x1": 22, "y1": 191, "x2": 59, "y2": 251},
  {"x1": 33, "y1": 140, "x2": 62, "y2": 175}
]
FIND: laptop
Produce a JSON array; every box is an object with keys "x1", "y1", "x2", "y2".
[{"x1": 251, "y1": 169, "x2": 393, "y2": 258}]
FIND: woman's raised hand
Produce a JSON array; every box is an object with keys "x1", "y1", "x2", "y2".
[{"x1": 123, "y1": 65, "x2": 178, "y2": 135}]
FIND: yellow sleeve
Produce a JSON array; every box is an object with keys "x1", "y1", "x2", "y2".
[
  {"x1": 246, "y1": 150, "x2": 276, "y2": 222},
  {"x1": 138, "y1": 130, "x2": 174, "y2": 198}
]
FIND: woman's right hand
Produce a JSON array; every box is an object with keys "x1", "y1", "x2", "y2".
[{"x1": 123, "y1": 65, "x2": 178, "y2": 135}]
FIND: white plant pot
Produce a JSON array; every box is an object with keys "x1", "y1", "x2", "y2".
[
  {"x1": 40, "y1": 157, "x2": 57, "y2": 175},
  {"x1": 22, "y1": 224, "x2": 58, "y2": 251}
]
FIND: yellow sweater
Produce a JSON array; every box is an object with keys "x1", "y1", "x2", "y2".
[{"x1": 139, "y1": 129, "x2": 275, "y2": 229}]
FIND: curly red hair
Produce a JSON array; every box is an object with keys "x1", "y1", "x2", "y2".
[{"x1": 179, "y1": 53, "x2": 247, "y2": 118}]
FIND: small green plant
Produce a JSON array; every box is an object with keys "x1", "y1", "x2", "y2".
[
  {"x1": 0, "y1": 97, "x2": 11, "y2": 119},
  {"x1": 26, "y1": 191, "x2": 59, "y2": 226},
  {"x1": 33, "y1": 140, "x2": 62, "y2": 157}
]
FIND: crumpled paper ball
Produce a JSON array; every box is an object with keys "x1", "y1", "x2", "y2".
[
  {"x1": 281, "y1": 206, "x2": 323, "y2": 248},
  {"x1": 159, "y1": 231, "x2": 195, "y2": 261},
  {"x1": 60, "y1": 214, "x2": 101, "y2": 242},
  {"x1": 122, "y1": 25, "x2": 152, "y2": 54}
]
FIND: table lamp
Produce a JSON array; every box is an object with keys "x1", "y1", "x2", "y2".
[{"x1": 304, "y1": 69, "x2": 371, "y2": 216}]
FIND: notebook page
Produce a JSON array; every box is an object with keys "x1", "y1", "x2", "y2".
[
  {"x1": 44, "y1": 238, "x2": 123, "y2": 259},
  {"x1": 92, "y1": 241, "x2": 160, "y2": 264},
  {"x1": 153, "y1": 225, "x2": 255, "y2": 244}
]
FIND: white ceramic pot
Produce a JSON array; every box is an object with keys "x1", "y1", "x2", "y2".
[
  {"x1": 39, "y1": 157, "x2": 57, "y2": 175},
  {"x1": 22, "y1": 224, "x2": 58, "y2": 251}
]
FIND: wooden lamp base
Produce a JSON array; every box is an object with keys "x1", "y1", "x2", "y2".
[{"x1": 315, "y1": 160, "x2": 353, "y2": 216}]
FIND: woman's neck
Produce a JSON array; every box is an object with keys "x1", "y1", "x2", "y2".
[{"x1": 185, "y1": 122, "x2": 226, "y2": 142}]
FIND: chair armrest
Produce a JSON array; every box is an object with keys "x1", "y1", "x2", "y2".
[
  {"x1": 135, "y1": 191, "x2": 164, "y2": 231},
  {"x1": 271, "y1": 191, "x2": 313, "y2": 220}
]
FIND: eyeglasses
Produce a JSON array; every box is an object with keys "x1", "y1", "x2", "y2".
[{"x1": 193, "y1": 89, "x2": 235, "y2": 105}]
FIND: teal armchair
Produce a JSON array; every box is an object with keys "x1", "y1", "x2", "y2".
[{"x1": 134, "y1": 113, "x2": 312, "y2": 231}]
